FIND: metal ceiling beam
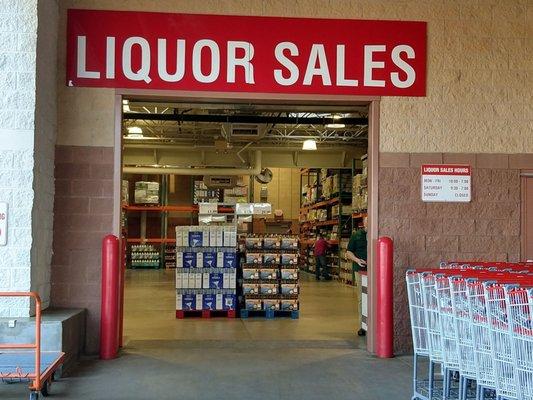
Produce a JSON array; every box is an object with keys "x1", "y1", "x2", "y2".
[{"x1": 123, "y1": 112, "x2": 368, "y2": 125}]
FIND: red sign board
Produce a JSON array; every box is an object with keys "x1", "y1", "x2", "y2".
[{"x1": 66, "y1": 9, "x2": 426, "y2": 96}]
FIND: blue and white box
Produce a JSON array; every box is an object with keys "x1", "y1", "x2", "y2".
[
  {"x1": 221, "y1": 294, "x2": 236, "y2": 310},
  {"x1": 196, "y1": 252, "x2": 203, "y2": 267},
  {"x1": 203, "y1": 252, "x2": 217, "y2": 268},
  {"x1": 223, "y1": 252, "x2": 237, "y2": 268},
  {"x1": 202, "y1": 294, "x2": 216, "y2": 310},
  {"x1": 176, "y1": 251, "x2": 183, "y2": 268},
  {"x1": 209, "y1": 227, "x2": 217, "y2": 247},
  {"x1": 181, "y1": 293, "x2": 197, "y2": 310},
  {"x1": 209, "y1": 273, "x2": 224, "y2": 289},
  {"x1": 183, "y1": 252, "x2": 197, "y2": 268},
  {"x1": 188, "y1": 231, "x2": 204, "y2": 247}
]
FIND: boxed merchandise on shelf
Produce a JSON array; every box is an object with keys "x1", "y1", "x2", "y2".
[
  {"x1": 130, "y1": 243, "x2": 160, "y2": 268},
  {"x1": 122, "y1": 180, "x2": 129, "y2": 204},
  {"x1": 193, "y1": 180, "x2": 220, "y2": 204},
  {"x1": 134, "y1": 181, "x2": 160, "y2": 204},
  {"x1": 352, "y1": 154, "x2": 368, "y2": 213}
]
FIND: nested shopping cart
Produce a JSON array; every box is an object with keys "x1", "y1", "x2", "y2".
[
  {"x1": 484, "y1": 282, "x2": 521, "y2": 400},
  {"x1": 406, "y1": 270, "x2": 433, "y2": 400},
  {"x1": 449, "y1": 276, "x2": 478, "y2": 400},
  {"x1": 0, "y1": 292, "x2": 65, "y2": 400},
  {"x1": 506, "y1": 286, "x2": 533, "y2": 400}
]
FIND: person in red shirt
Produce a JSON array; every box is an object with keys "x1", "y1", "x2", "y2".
[{"x1": 314, "y1": 233, "x2": 330, "y2": 281}]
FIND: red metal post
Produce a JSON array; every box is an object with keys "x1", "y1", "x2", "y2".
[
  {"x1": 100, "y1": 234, "x2": 120, "y2": 360},
  {"x1": 117, "y1": 236, "x2": 126, "y2": 347},
  {"x1": 376, "y1": 236, "x2": 394, "y2": 358}
]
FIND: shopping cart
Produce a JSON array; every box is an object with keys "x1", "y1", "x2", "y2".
[
  {"x1": 506, "y1": 287, "x2": 533, "y2": 400},
  {"x1": 484, "y1": 283, "x2": 520, "y2": 400},
  {"x1": 0, "y1": 292, "x2": 65, "y2": 400},
  {"x1": 435, "y1": 275, "x2": 462, "y2": 399},
  {"x1": 406, "y1": 270, "x2": 432, "y2": 400},
  {"x1": 449, "y1": 277, "x2": 477, "y2": 400}
]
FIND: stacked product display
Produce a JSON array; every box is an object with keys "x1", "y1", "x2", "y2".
[
  {"x1": 339, "y1": 239, "x2": 353, "y2": 284},
  {"x1": 130, "y1": 244, "x2": 161, "y2": 269},
  {"x1": 134, "y1": 181, "x2": 160, "y2": 204},
  {"x1": 352, "y1": 155, "x2": 368, "y2": 213},
  {"x1": 165, "y1": 244, "x2": 176, "y2": 269},
  {"x1": 193, "y1": 180, "x2": 220, "y2": 204},
  {"x1": 240, "y1": 234, "x2": 299, "y2": 318},
  {"x1": 223, "y1": 186, "x2": 248, "y2": 205},
  {"x1": 175, "y1": 225, "x2": 238, "y2": 317}
]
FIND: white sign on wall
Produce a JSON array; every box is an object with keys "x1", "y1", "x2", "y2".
[
  {"x1": 0, "y1": 202, "x2": 7, "y2": 246},
  {"x1": 421, "y1": 164, "x2": 471, "y2": 202}
]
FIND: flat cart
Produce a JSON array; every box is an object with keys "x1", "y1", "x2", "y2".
[{"x1": 0, "y1": 292, "x2": 65, "y2": 400}]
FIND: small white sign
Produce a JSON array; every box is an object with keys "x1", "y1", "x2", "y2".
[
  {"x1": 0, "y1": 202, "x2": 7, "y2": 246},
  {"x1": 421, "y1": 164, "x2": 471, "y2": 202},
  {"x1": 199, "y1": 202, "x2": 218, "y2": 214}
]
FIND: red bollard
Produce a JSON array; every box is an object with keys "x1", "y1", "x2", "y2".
[
  {"x1": 100, "y1": 234, "x2": 119, "y2": 360},
  {"x1": 376, "y1": 236, "x2": 394, "y2": 358},
  {"x1": 117, "y1": 237, "x2": 126, "y2": 348}
]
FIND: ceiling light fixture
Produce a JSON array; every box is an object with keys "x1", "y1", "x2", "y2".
[
  {"x1": 302, "y1": 139, "x2": 317, "y2": 151},
  {"x1": 326, "y1": 114, "x2": 346, "y2": 129},
  {"x1": 325, "y1": 123, "x2": 346, "y2": 129},
  {"x1": 125, "y1": 126, "x2": 143, "y2": 139}
]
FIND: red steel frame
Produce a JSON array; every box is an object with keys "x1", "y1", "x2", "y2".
[{"x1": 0, "y1": 292, "x2": 65, "y2": 391}]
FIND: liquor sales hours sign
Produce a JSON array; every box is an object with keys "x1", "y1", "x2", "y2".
[
  {"x1": 66, "y1": 10, "x2": 426, "y2": 96},
  {"x1": 421, "y1": 165, "x2": 471, "y2": 203}
]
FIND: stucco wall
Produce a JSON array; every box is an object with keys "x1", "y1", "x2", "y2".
[{"x1": 57, "y1": 0, "x2": 533, "y2": 154}]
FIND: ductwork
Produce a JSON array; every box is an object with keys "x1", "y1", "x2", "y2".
[{"x1": 123, "y1": 150, "x2": 262, "y2": 176}]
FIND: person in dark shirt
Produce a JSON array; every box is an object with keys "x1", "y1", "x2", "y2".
[
  {"x1": 345, "y1": 217, "x2": 368, "y2": 335},
  {"x1": 314, "y1": 233, "x2": 330, "y2": 281}
]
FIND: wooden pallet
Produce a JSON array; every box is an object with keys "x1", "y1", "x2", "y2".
[
  {"x1": 175, "y1": 309, "x2": 236, "y2": 319},
  {"x1": 240, "y1": 309, "x2": 299, "y2": 319}
]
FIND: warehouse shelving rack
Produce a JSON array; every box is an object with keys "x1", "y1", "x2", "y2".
[{"x1": 298, "y1": 168, "x2": 353, "y2": 279}]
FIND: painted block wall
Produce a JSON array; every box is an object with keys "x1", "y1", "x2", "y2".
[
  {"x1": 0, "y1": 0, "x2": 58, "y2": 317},
  {"x1": 379, "y1": 152, "x2": 531, "y2": 353},
  {"x1": 56, "y1": 0, "x2": 533, "y2": 154},
  {"x1": 0, "y1": 0, "x2": 38, "y2": 316}
]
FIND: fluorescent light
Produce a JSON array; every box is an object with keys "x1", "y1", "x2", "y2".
[
  {"x1": 122, "y1": 99, "x2": 129, "y2": 105},
  {"x1": 302, "y1": 139, "x2": 317, "y2": 151},
  {"x1": 332, "y1": 114, "x2": 342, "y2": 119},
  {"x1": 125, "y1": 126, "x2": 143, "y2": 139},
  {"x1": 127, "y1": 126, "x2": 142, "y2": 134},
  {"x1": 125, "y1": 133, "x2": 144, "y2": 139},
  {"x1": 325, "y1": 123, "x2": 346, "y2": 129}
]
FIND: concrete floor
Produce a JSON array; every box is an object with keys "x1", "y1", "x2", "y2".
[{"x1": 2, "y1": 270, "x2": 414, "y2": 400}]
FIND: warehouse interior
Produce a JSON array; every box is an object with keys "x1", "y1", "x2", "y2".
[{"x1": 119, "y1": 100, "x2": 370, "y2": 345}]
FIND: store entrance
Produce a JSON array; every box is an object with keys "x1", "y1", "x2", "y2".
[{"x1": 119, "y1": 100, "x2": 370, "y2": 347}]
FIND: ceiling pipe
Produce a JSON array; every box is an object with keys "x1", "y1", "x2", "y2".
[
  {"x1": 123, "y1": 150, "x2": 262, "y2": 176},
  {"x1": 123, "y1": 143, "x2": 360, "y2": 152},
  {"x1": 123, "y1": 112, "x2": 368, "y2": 125}
]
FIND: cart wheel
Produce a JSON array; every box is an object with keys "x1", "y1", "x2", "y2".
[
  {"x1": 357, "y1": 328, "x2": 366, "y2": 336},
  {"x1": 40, "y1": 379, "x2": 51, "y2": 397},
  {"x1": 29, "y1": 391, "x2": 39, "y2": 400}
]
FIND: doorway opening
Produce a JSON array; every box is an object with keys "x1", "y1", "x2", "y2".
[{"x1": 117, "y1": 99, "x2": 373, "y2": 349}]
